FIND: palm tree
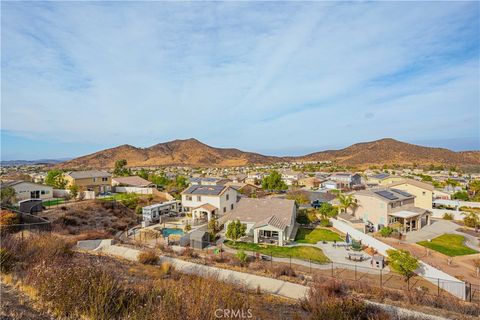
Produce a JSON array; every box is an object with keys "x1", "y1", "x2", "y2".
[
  {"x1": 336, "y1": 193, "x2": 358, "y2": 215},
  {"x1": 462, "y1": 210, "x2": 480, "y2": 232}
]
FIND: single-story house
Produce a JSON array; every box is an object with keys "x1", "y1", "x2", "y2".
[
  {"x1": 112, "y1": 176, "x2": 155, "y2": 188},
  {"x1": 224, "y1": 198, "x2": 297, "y2": 246},
  {"x1": 0, "y1": 180, "x2": 53, "y2": 203}
]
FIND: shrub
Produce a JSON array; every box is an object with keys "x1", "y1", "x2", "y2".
[
  {"x1": 442, "y1": 212, "x2": 454, "y2": 220},
  {"x1": 0, "y1": 248, "x2": 15, "y2": 273},
  {"x1": 138, "y1": 250, "x2": 159, "y2": 265},
  {"x1": 271, "y1": 265, "x2": 296, "y2": 278},
  {"x1": 319, "y1": 219, "x2": 331, "y2": 227},
  {"x1": 379, "y1": 226, "x2": 394, "y2": 237},
  {"x1": 235, "y1": 250, "x2": 248, "y2": 265},
  {"x1": 184, "y1": 223, "x2": 191, "y2": 232},
  {"x1": 160, "y1": 262, "x2": 172, "y2": 275}
]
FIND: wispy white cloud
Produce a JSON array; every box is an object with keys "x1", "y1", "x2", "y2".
[{"x1": 1, "y1": 1, "x2": 478, "y2": 158}]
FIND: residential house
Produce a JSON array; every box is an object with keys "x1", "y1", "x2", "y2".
[
  {"x1": 329, "y1": 173, "x2": 362, "y2": 189},
  {"x1": 112, "y1": 176, "x2": 155, "y2": 188},
  {"x1": 344, "y1": 188, "x2": 431, "y2": 233},
  {"x1": 324, "y1": 180, "x2": 340, "y2": 190},
  {"x1": 189, "y1": 177, "x2": 229, "y2": 186},
  {"x1": 224, "y1": 182, "x2": 261, "y2": 197},
  {"x1": 298, "y1": 176, "x2": 322, "y2": 189},
  {"x1": 227, "y1": 174, "x2": 247, "y2": 183},
  {"x1": 245, "y1": 172, "x2": 265, "y2": 185},
  {"x1": 0, "y1": 180, "x2": 53, "y2": 202},
  {"x1": 388, "y1": 179, "x2": 434, "y2": 210},
  {"x1": 367, "y1": 173, "x2": 404, "y2": 186},
  {"x1": 281, "y1": 170, "x2": 305, "y2": 186},
  {"x1": 224, "y1": 198, "x2": 297, "y2": 246},
  {"x1": 64, "y1": 170, "x2": 112, "y2": 195},
  {"x1": 181, "y1": 185, "x2": 239, "y2": 222}
]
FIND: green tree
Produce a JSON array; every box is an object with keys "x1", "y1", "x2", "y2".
[
  {"x1": 45, "y1": 170, "x2": 67, "y2": 189},
  {"x1": 386, "y1": 249, "x2": 419, "y2": 281},
  {"x1": 137, "y1": 169, "x2": 149, "y2": 180},
  {"x1": 462, "y1": 211, "x2": 480, "y2": 230},
  {"x1": 452, "y1": 191, "x2": 469, "y2": 201},
  {"x1": 445, "y1": 178, "x2": 460, "y2": 187},
  {"x1": 207, "y1": 217, "x2": 220, "y2": 241},
  {"x1": 286, "y1": 190, "x2": 310, "y2": 205},
  {"x1": 468, "y1": 180, "x2": 480, "y2": 196},
  {"x1": 113, "y1": 159, "x2": 131, "y2": 176},
  {"x1": 174, "y1": 176, "x2": 188, "y2": 189},
  {"x1": 226, "y1": 220, "x2": 246, "y2": 242},
  {"x1": 336, "y1": 193, "x2": 357, "y2": 214},
  {"x1": 235, "y1": 250, "x2": 248, "y2": 265},
  {"x1": 0, "y1": 187, "x2": 16, "y2": 206},
  {"x1": 261, "y1": 171, "x2": 287, "y2": 191},
  {"x1": 317, "y1": 203, "x2": 338, "y2": 220},
  {"x1": 68, "y1": 184, "x2": 79, "y2": 200}
]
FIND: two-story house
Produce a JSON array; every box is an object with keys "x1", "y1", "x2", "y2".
[
  {"x1": 64, "y1": 170, "x2": 112, "y2": 195},
  {"x1": 281, "y1": 170, "x2": 305, "y2": 186},
  {"x1": 388, "y1": 179, "x2": 434, "y2": 210},
  {"x1": 343, "y1": 188, "x2": 431, "y2": 233},
  {"x1": 181, "y1": 185, "x2": 238, "y2": 222},
  {"x1": 329, "y1": 173, "x2": 362, "y2": 189}
]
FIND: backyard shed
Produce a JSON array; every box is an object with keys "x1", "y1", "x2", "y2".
[{"x1": 190, "y1": 229, "x2": 210, "y2": 249}]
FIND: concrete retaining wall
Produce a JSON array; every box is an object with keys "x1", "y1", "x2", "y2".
[
  {"x1": 115, "y1": 187, "x2": 154, "y2": 194},
  {"x1": 330, "y1": 218, "x2": 467, "y2": 300}
]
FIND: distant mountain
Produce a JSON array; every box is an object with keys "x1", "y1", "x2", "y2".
[
  {"x1": 57, "y1": 138, "x2": 280, "y2": 169},
  {"x1": 56, "y1": 138, "x2": 480, "y2": 169},
  {"x1": 294, "y1": 138, "x2": 480, "y2": 168},
  {"x1": 1, "y1": 159, "x2": 68, "y2": 167}
]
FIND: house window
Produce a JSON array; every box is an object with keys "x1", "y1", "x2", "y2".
[
  {"x1": 422, "y1": 191, "x2": 426, "y2": 196},
  {"x1": 226, "y1": 194, "x2": 229, "y2": 201},
  {"x1": 93, "y1": 178, "x2": 96, "y2": 182},
  {"x1": 41, "y1": 190, "x2": 46, "y2": 195},
  {"x1": 231, "y1": 204, "x2": 234, "y2": 210},
  {"x1": 223, "y1": 207, "x2": 226, "y2": 213},
  {"x1": 102, "y1": 177, "x2": 108, "y2": 182},
  {"x1": 197, "y1": 196, "x2": 201, "y2": 201},
  {"x1": 186, "y1": 196, "x2": 192, "y2": 201}
]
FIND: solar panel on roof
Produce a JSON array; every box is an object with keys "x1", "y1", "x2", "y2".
[
  {"x1": 374, "y1": 190, "x2": 398, "y2": 200},
  {"x1": 391, "y1": 189, "x2": 412, "y2": 197}
]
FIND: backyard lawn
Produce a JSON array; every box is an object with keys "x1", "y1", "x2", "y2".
[
  {"x1": 224, "y1": 240, "x2": 330, "y2": 264},
  {"x1": 417, "y1": 234, "x2": 478, "y2": 257},
  {"x1": 42, "y1": 198, "x2": 65, "y2": 207},
  {"x1": 295, "y1": 227, "x2": 343, "y2": 243}
]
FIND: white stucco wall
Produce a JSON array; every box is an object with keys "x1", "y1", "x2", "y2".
[
  {"x1": 182, "y1": 188, "x2": 238, "y2": 214},
  {"x1": 12, "y1": 182, "x2": 53, "y2": 202}
]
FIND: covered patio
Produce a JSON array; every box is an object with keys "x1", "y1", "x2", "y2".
[
  {"x1": 252, "y1": 216, "x2": 288, "y2": 246},
  {"x1": 388, "y1": 208, "x2": 431, "y2": 233},
  {"x1": 192, "y1": 204, "x2": 218, "y2": 223}
]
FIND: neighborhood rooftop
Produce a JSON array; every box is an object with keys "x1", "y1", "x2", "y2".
[
  {"x1": 355, "y1": 188, "x2": 414, "y2": 202},
  {"x1": 112, "y1": 176, "x2": 153, "y2": 187},
  {"x1": 181, "y1": 185, "x2": 228, "y2": 195},
  {"x1": 66, "y1": 170, "x2": 111, "y2": 179},
  {"x1": 227, "y1": 198, "x2": 295, "y2": 226}
]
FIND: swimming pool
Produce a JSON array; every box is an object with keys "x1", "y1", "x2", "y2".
[{"x1": 162, "y1": 228, "x2": 184, "y2": 238}]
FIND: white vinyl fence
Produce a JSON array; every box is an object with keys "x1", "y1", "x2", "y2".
[
  {"x1": 330, "y1": 219, "x2": 467, "y2": 300},
  {"x1": 114, "y1": 187, "x2": 154, "y2": 194},
  {"x1": 430, "y1": 209, "x2": 466, "y2": 221}
]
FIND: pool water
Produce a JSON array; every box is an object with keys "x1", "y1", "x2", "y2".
[{"x1": 162, "y1": 228, "x2": 184, "y2": 238}]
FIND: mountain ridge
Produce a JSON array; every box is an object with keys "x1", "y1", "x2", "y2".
[{"x1": 56, "y1": 138, "x2": 480, "y2": 169}]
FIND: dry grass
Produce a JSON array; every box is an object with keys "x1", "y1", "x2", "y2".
[{"x1": 137, "y1": 250, "x2": 159, "y2": 265}]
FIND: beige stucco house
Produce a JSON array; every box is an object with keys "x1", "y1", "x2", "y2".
[
  {"x1": 367, "y1": 173, "x2": 404, "y2": 186},
  {"x1": 64, "y1": 170, "x2": 112, "y2": 195},
  {"x1": 0, "y1": 180, "x2": 53, "y2": 202},
  {"x1": 343, "y1": 188, "x2": 431, "y2": 233},
  {"x1": 224, "y1": 198, "x2": 297, "y2": 246},
  {"x1": 388, "y1": 179, "x2": 433, "y2": 210}
]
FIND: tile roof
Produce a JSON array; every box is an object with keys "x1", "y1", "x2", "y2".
[
  {"x1": 112, "y1": 176, "x2": 153, "y2": 187},
  {"x1": 226, "y1": 198, "x2": 295, "y2": 230},
  {"x1": 66, "y1": 170, "x2": 111, "y2": 179}
]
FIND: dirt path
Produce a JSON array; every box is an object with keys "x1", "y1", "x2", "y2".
[{"x1": 0, "y1": 281, "x2": 54, "y2": 320}]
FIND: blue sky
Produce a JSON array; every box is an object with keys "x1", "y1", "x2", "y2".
[{"x1": 1, "y1": 1, "x2": 479, "y2": 160}]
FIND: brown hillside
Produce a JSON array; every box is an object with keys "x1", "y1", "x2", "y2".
[
  {"x1": 296, "y1": 138, "x2": 480, "y2": 168},
  {"x1": 57, "y1": 138, "x2": 480, "y2": 169},
  {"x1": 58, "y1": 138, "x2": 281, "y2": 169}
]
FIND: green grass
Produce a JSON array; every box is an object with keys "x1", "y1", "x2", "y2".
[
  {"x1": 42, "y1": 199, "x2": 65, "y2": 207},
  {"x1": 224, "y1": 240, "x2": 330, "y2": 264},
  {"x1": 295, "y1": 227, "x2": 343, "y2": 243},
  {"x1": 417, "y1": 234, "x2": 478, "y2": 257}
]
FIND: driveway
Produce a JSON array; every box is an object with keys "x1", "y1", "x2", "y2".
[{"x1": 405, "y1": 220, "x2": 460, "y2": 243}]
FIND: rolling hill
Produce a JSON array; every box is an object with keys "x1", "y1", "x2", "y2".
[{"x1": 57, "y1": 138, "x2": 480, "y2": 169}]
